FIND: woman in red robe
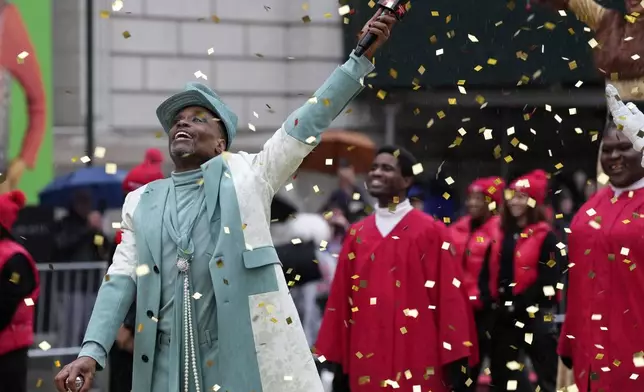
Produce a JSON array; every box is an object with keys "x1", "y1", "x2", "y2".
[
  {"x1": 558, "y1": 113, "x2": 644, "y2": 391},
  {"x1": 315, "y1": 146, "x2": 473, "y2": 392},
  {"x1": 449, "y1": 177, "x2": 504, "y2": 389},
  {"x1": 480, "y1": 170, "x2": 562, "y2": 392}
]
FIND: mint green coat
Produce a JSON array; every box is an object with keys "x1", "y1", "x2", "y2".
[{"x1": 78, "y1": 52, "x2": 375, "y2": 392}]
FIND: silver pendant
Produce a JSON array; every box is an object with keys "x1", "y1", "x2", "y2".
[{"x1": 177, "y1": 257, "x2": 190, "y2": 272}]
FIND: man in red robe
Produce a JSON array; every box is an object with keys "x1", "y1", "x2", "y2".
[
  {"x1": 315, "y1": 146, "x2": 474, "y2": 392},
  {"x1": 0, "y1": 0, "x2": 47, "y2": 194}
]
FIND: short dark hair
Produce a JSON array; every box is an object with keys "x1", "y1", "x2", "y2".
[{"x1": 376, "y1": 145, "x2": 417, "y2": 178}]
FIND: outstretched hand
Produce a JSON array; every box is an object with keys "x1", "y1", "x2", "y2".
[
  {"x1": 606, "y1": 84, "x2": 644, "y2": 166},
  {"x1": 357, "y1": 10, "x2": 397, "y2": 59}
]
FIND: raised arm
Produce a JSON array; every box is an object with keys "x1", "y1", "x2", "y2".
[
  {"x1": 246, "y1": 13, "x2": 396, "y2": 194},
  {"x1": 54, "y1": 189, "x2": 141, "y2": 392},
  {"x1": 533, "y1": 0, "x2": 607, "y2": 31}
]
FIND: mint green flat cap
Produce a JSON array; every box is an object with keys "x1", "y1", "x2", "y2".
[{"x1": 156, "y1": 82, "x2": 238, "y2": 148}]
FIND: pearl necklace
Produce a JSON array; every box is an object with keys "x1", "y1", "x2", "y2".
[{"x1": 177, "y1": 257, "x2": 201, "y2": 392}]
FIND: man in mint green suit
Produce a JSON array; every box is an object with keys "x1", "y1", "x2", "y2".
[{"x1": 54, "y1": 13, "x2": 397, "y2": 392}]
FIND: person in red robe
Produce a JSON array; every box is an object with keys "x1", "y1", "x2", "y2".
[
  {"x1": 558, "y1": 88, "x2": 644, "y2": 392},
  {"x1": 315, "y1": 146, "x2": 474, "y2": 392},
  {"x1": 449, "y1": 177, "x2": 504, "y2": 389},
  {"x1": 479, "y1": 170, "x2": 562, "y2": 392}
]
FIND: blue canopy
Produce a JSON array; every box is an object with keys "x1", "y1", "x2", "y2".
[{"x1": 39, "y1": 166, "x2": 127, "y2": 210}]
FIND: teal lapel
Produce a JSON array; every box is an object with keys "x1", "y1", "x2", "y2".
[
  {"x1": 201, "y1": 155, "x2": 224, "y2": 222},
  {"x1": 139, "y1": 179, "x2": 170, "y2": 269}
]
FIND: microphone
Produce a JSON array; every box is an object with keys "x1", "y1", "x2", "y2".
[{"x1": 354, "y1": 0, "x2": 408, "y2": 57}]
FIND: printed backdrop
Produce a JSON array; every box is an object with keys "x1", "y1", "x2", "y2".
[{"x1": 5, "y1": 0, "x2": 52, "y2": 203}]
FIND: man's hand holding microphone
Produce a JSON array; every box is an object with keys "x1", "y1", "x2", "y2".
[{"x1": 53, "y1": 3, "x2": 405, "y2": 392}]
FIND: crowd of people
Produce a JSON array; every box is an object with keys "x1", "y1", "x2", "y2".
[{"x1": 2, "y1": 6, "x2": 644, "y2": 392}]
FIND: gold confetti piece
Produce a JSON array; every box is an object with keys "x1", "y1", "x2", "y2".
[
  {"x1": 377, "y1": 90, "x2": 387, "y2": 100},
  {"x1": 544, "y1": 22, "x2": 556, "y2": 30},
  {"x1": 136, "y1": 265, "x2": 150, "y2": 276},
  {"x1": 94, "y1": 146, "x2": 106, "y2": 159},
  {"x1": 474, "y1": 65, "x2": 483, "y2": 72},
  {"x1": 389, "y1": 69, "x2": 398, "y2": 79},
  {"x1": 194, "y1": 70, "x2": 208, "y2": 80},
  {"x1": 448, "y1": 98, "x2": 457, "y2": 105},
  {"x1": 487, "y1": 58, "x2": 497, "y2": 65},
  {"x1": 100, "y1": 10, "x2": 110, "y2": 18},
  {"x1": 348, "y1": 252, "x2": 356, "y2": 260},
  {"x1": 400, "y1": 327, "x2": 408, "y2": 334},
  {"x1": 104, "y1": 162, "x2": 118, "y2": 175},
  {"x1": 54, "y1": 360, "x2": 61, "y2": 368},
  {"x1": 16, "y1": 51, "x2": 29, "y2": 66},
  {"x1": 412, "y1": 163, "x2": 424, "y2": 175},
  {"x1": 122, "y1": 31, "x2": 131, "y2": 39},
  {"x1": 437, "y1": 110, "x2": 446, "y2": 119},
  {"x1": 569, "y1": 60, "x2": 577, "y2": 70},
  {"x1": 555, "y1": 162, "x2": 564, "y2": 170},
  {"x1": 367, "y1": 0, "x2": 376, "y2": 7},
  {"x1": 418, "y1": 65, "x2": 426, "y2": 74},
  {"x1": 302, "y1": 15, "x2": 311, "y2": 23},
  {"x1": 9, "y1": 272, "x2": 20, "y2": 284},
  {"x1": 431, "y1": 10, "x2": 439, "y2": 16},
  {"x1": 94, "y1": 234, "x2": 105, "y2": 246},
  {"x1": 443, "y1": 192, "x2": 451, "y2": 200}
]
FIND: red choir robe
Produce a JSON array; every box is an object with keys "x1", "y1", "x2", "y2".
[
  {"x1": 559, "y1": 187, "x2": 644, "y2": 392},
  {"x1": 315, "y1": 209, "x2": 473, "y2": 391}
]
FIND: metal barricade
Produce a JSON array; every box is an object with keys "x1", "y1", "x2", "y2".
[{"x1": 28, "y1": 261, "x2": 108, "y2": 358}]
